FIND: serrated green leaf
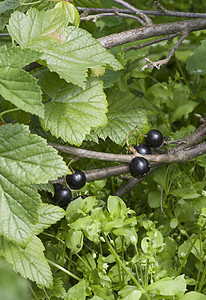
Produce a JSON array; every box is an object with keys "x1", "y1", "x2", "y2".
[
  {"x1": 33, "y1": 203, "x2": 65, "y2": 236},
  {"x1": 0, "y1": 123, "x2": 68, "y2": 184},
  {"x1": 0, "y1": 45, "x2": 41, "y2": 68},
  {"x1": 0, "y1": 123, "x2": 68, "y2": 243},
  {"x1": 33, "y1": 274, "x2": 67, "y2": 299},
  {"x1": 73, "y1": 0, "x2": 101, "y2": 7},
  {"x1": 8, "y1": 7, "x2": 122, "y2": 88},
  {"x1": 0, "y1": 236, "x2": 53, "y2": 288},
  {"x1": 93, "y1": 90, "x2": 149, "y2": 145},
  {"x1": 0, "y1": 179, "x2": 41, "y2": 245},
  {"x1": 0, "y1": 46, "x2": 43, "y2": 117},
  {"x1": 38, "y1": 71, "x2": 108, "y2": 145},
  {"x1": 0, "y1": 67, "x2": 43, "y2": 117},
  {"x1": 187, "y1": 40, "x2": 206, "y2": 74}
]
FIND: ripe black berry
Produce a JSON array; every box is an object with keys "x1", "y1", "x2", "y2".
[
  {"x1": 145, "y1": 129, "x2": 163, "y2": 148},
  {"x1": 53, "y1": 183, "x2": 72, "y2": 209},
  {"x1": 66, "y1": 170, "x2": 86, "y2": 190},
  {"x1": 134, "y1": 143, "x2": 152, "y2": 155},
  {"x1": 129, "y1": 157, "x2": 150, "y2": 178}
]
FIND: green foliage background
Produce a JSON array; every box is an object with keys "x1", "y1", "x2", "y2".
[{"x1": 0, "y1": 0, "x2": 206, "y2": 299}]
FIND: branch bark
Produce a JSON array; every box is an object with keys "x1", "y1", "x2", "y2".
[{"x1": 98, "y1": 18, "x2": 206, "y2": 49}]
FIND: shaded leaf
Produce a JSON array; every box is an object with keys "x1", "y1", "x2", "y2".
[
  {"x1": 73, "y1": 0, "x2": 101, "y2": 7},
  {"x1": 93, "y1": 90, "x2": 149, "y2": 145},
  {"x1": 187, "y1": 40, "x2": 206, "y2": 74}
]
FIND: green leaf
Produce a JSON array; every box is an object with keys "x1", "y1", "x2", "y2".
[
  {"x1": 66, "y1": 229, "x2": 84, "y2": 254},
  {"x1": 93, "y1": 90, "x2": 149, "y2": 145},
  {"x1": 0, "y1": 123, "x2": 68, "y2": 184},
  {"x1": 33, "y1": 274, "x2": 67, "y2": 299},
  {"x1": 118, "y1": 285, "x2": 142, "y2": 300},
  {"x1": 33, "y1": 203, "x2": 65, "y2": 236},
  {"x1": 66, "y1": 279, "x2": 87, "y2": 300},
  {"x1": 187, "y1": 40, "x2": 206, "y2": 74},
  {"x1": 179, "y1": 291, "x2": 206, "y2": 300},
  {"x1": 0, "y1": 0, "x2": 19, "y2": 14},
  {"x1": 0, "y1": 180, "x2": 40, "y2": 245},
  {"x1": 147, "y1": 275, "x2": 186, "y2": 296},
  {"x1": 38, "y1": 71, "x2": 108, "y2": 145},
  {"x1": 73, "y1": 0, "x2": 101, "y2": 7},
  {"x1": 107, "y1": 196, "x2": 127, "y2": 220},
  {"x1": 0, "y1": 45, "x2": 41, "y2": 68},
  {"x1": 0, "y1": 236, "x2": 53, "y2": 288},
  {"x1": 8, "y1": 6, "x2": 122, "y2": 88},
  {"x1": 0, "y1": 46, "x2": 43, "y2": 117},
  {"x1": 0, "y1": 123, "x2": 68, "y2": 244},
  {"x1": 56, "y1": 1, "x2": 80, "y2": 27}
]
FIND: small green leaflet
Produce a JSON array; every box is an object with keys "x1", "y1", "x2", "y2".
[
  {"x1": 92, "y1": 90, "x2": 149, "y2": 145},
  {"x1": 0, "y1": 235, "x2": 53, "y2": 288},
  {"x1": 0, "y1": 123, "x2": 68, "y2": 244},
  {"x1": 187, "y1": 40, "x2": 206, "y2": 74},
  {"x1": 7, "y1": 5, "x2": 123, "y2": 88},
  {"x1": 0, "y1": 46, "x2": 43, "y2": 117},
  {"x1": 38, "y1": 70, "x2": 108, "y2": 145}
]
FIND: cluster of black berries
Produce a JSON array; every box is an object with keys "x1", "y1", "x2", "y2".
[
  {"x1": 52, "y1": 170, "x2": 86, "y2": 210},
  {"x1": 129, "y1": 129, "x2": 163, "y2": 178}
]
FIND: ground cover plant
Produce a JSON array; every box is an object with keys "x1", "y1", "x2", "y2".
[{"x1": 1, "y1": 0, "x2": 206, "y2": 299}]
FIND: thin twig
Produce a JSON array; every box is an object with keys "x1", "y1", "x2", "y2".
[
  {"x1": 154, "y1": 1, "x2": 169, "y2": 15},
  {"x1": 124, "y1": 34, "x2": 178, "y2": 52},
  {"x1": 80, "y1": 12, "x2": 144, "y2": 23},
  {"x1": 111, "y1": 0, "x2": 153, "y2": 25},
  {"x1": 77, "y1": 7, "x2": 206, "y2": 19},
  {"x1": 141, "y1": 33, "x2": 188, "y2": 71}
]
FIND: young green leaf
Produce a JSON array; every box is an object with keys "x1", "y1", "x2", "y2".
[
  {"x1": 38, "y1": 71, "x2": 108, "y2": 145},
  {"x1": 56, "y1": 1, "x2": 80, "y2": 27},
  {"x1": 147, "y1": 275, "x2": 187, "y2": 297},
  {"x1": 8, "y1": 6, "x2": 123, "y2": 88},
  {"x1": 0, "y1": 235, "x2": 53, "y2": 288},
  {"x1": 0, "y1": 46, "x2": 43, "y2": 117}
]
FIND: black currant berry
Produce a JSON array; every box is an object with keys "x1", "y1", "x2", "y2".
[
  {"x1": 129, "y1": 157, "x2": 150, "y2": 178},
  {"x1": 145, "y1": 129, "x2": 163, "y2": 148},
  {"x1": 66, "y1": 170, "x2": 86, "y2": 190},
  {"x1": 134, "y1": 143, "x2": 152, "y2": 155},
  {"x1": 53, "y1": 183, "x2": 72, "y2": 209}
]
